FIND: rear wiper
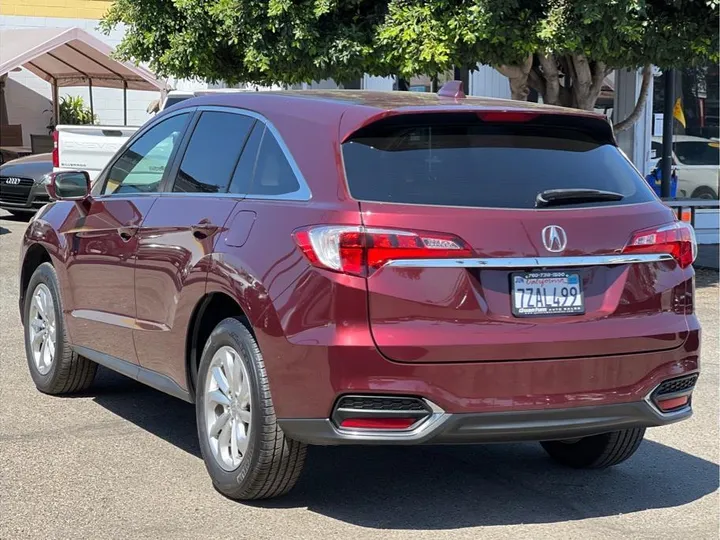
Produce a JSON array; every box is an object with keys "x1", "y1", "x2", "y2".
[{"x1": 535, "y1": 188, "x2": 624, "y2": 208}]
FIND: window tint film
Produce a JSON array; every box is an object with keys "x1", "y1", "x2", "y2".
[
  {"x1": 228, "y1": 123, "x2": 263, "y2": 194},
  {"x1": 103, "y1": 113, "x2": 189, "y2": 195},
  {"x1": 342, "y1": 116, "x2": 655, "y2": 209},
  {"x1": 173, "y1": 112, "x2": 254, "y2": 194},
  {"x1": 247, "y1": 128, "x2": 300, "y2": 196}
]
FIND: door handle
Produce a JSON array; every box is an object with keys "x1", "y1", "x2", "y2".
[
  {"x1": 118, "y1": 227, "x2": 138, "y2": 242},
  {"x1": 191, "y1": 219, "x2": 219, "y2": 240}
]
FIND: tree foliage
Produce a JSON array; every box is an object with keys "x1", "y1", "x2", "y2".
[
  {"x1": 58, "y1": 95, "x2": 97, "y2": 125},
  {"x1": 102, "y1": 0, "x2": 719, "y2": 111}
]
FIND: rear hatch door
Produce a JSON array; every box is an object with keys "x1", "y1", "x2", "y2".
[{"x1": 342, "y1": 112, "x2": 690, "y2": 363}]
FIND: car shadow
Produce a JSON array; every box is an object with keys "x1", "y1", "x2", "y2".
[
  {"x1": 695, "y1": 267, "x2": 719, "y2": 289},
  {"x1": 89, "y1": 367, "x2": 719, "y2": 529},
  {"x1": 0, "y1": 212, "x2": 31, "y2": 222}
]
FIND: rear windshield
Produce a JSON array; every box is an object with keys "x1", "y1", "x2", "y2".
[
  {"x1": 163, "y1": 96, "x2": 190, "y2": 109},
  {"x1": 342, "y1": 115, "x2": 655, "y2": 209}
]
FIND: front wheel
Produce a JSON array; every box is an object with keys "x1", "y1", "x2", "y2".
[
  {"x1": 23, "y1": 262, "x2": 97, "y2": 394},
  {"x1": 195, "y1": 317, "x2": 307, "y2": 500},
  {"x1": 540, "y1": 428, "x2": 645, "y2": 469},
  {"x1": 691, "y1": 186, "x2": 718, "y2": 200}
]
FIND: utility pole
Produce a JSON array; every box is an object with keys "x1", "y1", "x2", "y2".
[{"x1": 661, "y1": 69, "x2": 675, "y2": 198}]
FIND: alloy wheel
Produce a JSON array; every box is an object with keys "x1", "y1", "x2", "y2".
[
  {"x1": 204, "y1": 346, "x2": 252, "y2": 471},
  {"x1": 28, "y1": 283, "x2": 56, "y2": 375}
]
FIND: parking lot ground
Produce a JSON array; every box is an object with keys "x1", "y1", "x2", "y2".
[
  {"x1": 1, "y1": 210, "x2": 718, "y2": 540},
  {"x1": 697, "y1": 244, "x2": 719, "y2": 270}
]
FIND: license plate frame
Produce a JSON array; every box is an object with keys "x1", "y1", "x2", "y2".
[{"x1": 511, "y1": 271, "x2": 585, "y2": 317}]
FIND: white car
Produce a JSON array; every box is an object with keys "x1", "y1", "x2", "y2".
[
  {"x1": 650, "y1": 135, "x2": 719, "y2": 199},
  {"x1": 151, "y1": 88, "x2": 263, "y2": 114},
  {"x1": 54, "y1": 90, "x2": 251, "y2": 180}
]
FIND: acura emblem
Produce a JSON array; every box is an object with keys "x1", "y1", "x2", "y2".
[
  {"x1": 5, "y1": 177, "x2": 21, "y2": 185},
  {"x1": 541, "y1": 225, "x2": 567, "y2": 253}
]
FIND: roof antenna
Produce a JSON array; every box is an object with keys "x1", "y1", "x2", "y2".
[{"x1": 438, "y1": 80, "x2": 466, "y2": 99}]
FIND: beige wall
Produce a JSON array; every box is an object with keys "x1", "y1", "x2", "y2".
[{"x1": 0, "y1": 0, "x2": 112, "y2": 19}]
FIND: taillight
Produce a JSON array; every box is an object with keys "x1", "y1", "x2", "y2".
[
  {"x1": 52, "y1": 130, "x2": 59, "y2": 168},
  {"x1": 292, "y1": 226, "x2": 472, "y2": 276},
  {"x1": 622, "y1": 221, "x2": 697, "y2": 268}
]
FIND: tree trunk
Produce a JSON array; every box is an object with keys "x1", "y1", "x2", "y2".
[
  {"x1": 613, "y1": 64, "x2": 653, "y2": 133},
  {"x1": 537, "y1": 54, "x2": 560, "y2": 105},
  {"x1": 496, "y1": 54, "x2": 533, "y2": 100},
  {"x1": 396, "y1": 77, "x2": 409, "y2": 91},
  {"x1": 453, "y1": 66, "x2": 470, "y2": 94},
  {"x1": 570, "y1": 54, "x2": 596, "y2": 110},
  {"x1": 498, "y1": 56, "x2": 648, "y2": 132}
]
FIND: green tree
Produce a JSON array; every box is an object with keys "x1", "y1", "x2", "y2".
[{"x1": 102, "y1": 0, "x2": 719, "y2": 128}]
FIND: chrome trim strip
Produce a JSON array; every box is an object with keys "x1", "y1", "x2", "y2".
[
  {"x1": 384, "y1": 253, "x2": 674, "y2": 269},
  {"x1": 157, "y1": 192, "x2": 242, "y2": 199},
  {"x1": 70, "y1": 309, "x2": 169, "y2": 331}
]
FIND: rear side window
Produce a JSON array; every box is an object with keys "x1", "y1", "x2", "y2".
[
  {"x1": 247, "y1": 128, "x2": 300, "y2": 196},
  {"x1": 173, "y1": 111, "x2": 254, "y2": 193},
  {"x1": 228, "y1": 123, "x2": 264, "y2": 194},
  {"x1": 342, "y1": 116, "x2": 655, "y2": 209}
]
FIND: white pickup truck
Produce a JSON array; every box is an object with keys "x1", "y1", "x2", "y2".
[
  {"x1": 53, "y1": 125, "x2": 139, "y2": 180},
  {"x1": 53, "y1": 89, "x2": 248, "y2": 179}
]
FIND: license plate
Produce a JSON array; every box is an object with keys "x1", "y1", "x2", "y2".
[{"x1": 511, "y1": 271, "x2": 584, "y2": 317}]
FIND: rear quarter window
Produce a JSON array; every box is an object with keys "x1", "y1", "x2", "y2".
[{"x1": 342, "y1": 115, "x2": 655, "y2": 209}]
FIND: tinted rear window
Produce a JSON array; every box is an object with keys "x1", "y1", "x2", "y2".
[
  {"x1": 342, "y1": 116, "x2": 655, "y2": 209},
  {"x1": 675, "y1": 141, "x2": 720, "y2": 165},
  {"x1": 163, "y1": 96, "x2": 189, "y2": 109}
]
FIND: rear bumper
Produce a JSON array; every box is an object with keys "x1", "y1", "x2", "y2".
[
  {"x1": 260, "y1": 319, "x2": 701, "y2": 419},
  {"x1": 279, "y1": 399, "x2": 692, "y2": 446}
]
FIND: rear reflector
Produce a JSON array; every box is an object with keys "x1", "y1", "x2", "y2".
[
  {"x1": 622, "y1": 221, "x2": 697, "y2": 268},
  {"x1": 656, "y1": 395, "x2": 689, "y2": 412},
  {"x1": 339, "y1": 417, "x2": 417, "y2": 430},
  {"x1": 293, "y1": 226, "x2": 472, "y2": 276},
  {"x1": 52, "y1": 130, "x2": 59, "y2": 168}
]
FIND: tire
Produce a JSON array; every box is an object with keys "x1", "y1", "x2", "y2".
[
  {"x1": 540, "y1": 428, "x2": 645, "y2": 469},
  {"x1": 23, "y1": 262, "x2": 97, "y2": 394},
  {"x1": 195, "y1": 317, "x2": 307, "y2": 500},
  {"x1": 691, "y1": 186, "x2": 718, "y2": 200}
]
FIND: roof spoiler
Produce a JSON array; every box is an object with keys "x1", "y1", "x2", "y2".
[{"x1": 438, "y1": 81, "x2": 465, "y2": 99}]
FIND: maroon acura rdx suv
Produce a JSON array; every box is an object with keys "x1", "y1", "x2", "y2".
[{"x1": 19, "y1": 85, "x2": 700, "y2": 500}]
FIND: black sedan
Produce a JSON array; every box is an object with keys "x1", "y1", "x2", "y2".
[{"x1": 0, "y1": 153, "x2": 52, "y2": 218}]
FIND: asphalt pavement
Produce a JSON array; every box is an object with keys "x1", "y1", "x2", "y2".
[
  {"x1": 697, "y1": 244, "x2": 719, "y2": 270},
  {"x1": 1, "y1": 210, "x2": 718, "y2": 540}
]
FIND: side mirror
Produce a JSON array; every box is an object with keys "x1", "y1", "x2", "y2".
[{"x1": 46, "y1": 171, "x2": 91, "y2": 201}]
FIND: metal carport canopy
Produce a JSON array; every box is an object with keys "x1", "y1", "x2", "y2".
[{"x1": 0, "y1": 27, "x2": 166, "y2": 122}]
